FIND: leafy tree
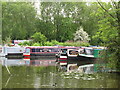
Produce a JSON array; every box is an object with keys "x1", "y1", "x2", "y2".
[
  {"x1": 91, "y1": 1, "x2": 120, "y2": 70},
  {"x1": 40, "y1": 2, "x2": 96, "y2": 42},
  {"x1": 35, "y1": 19, "x2": 56, "y2": 41},
  {"x1": 31, "y1": 32, "x2": 47, "y2": 45},
  {"x1": 54, "y1": 16, "x2": 77, "y2": 42},
  {"x1": 2, "y1": 2, "x2": 37, "y2": 40}
]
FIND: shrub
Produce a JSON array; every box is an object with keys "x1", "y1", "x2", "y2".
[
  {"x1": 31, "y1": 32, "x2": 47, "y2": 45},
  {"x1": 51, "y1": 40, "x2": 59, "y2": 45},
  {"x1": 62, "y1": 41, "x2": 90, "y2": 47},
  {"x1": 44, "y1": 41, "x2": 53, "y2": 46},
  {"x1": 32, "y1": 42, "x2": 41, "y2": 46},
  {"x1": 18, "y1": 41, "x2": 30, "y2": 46},
  {"x1": 73, "y1": 27, "x2": 90, "y2": 42}
]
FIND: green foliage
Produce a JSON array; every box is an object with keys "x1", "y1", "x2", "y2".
[
  {"x1": 51, "y1": 40, "x2": 59, "y2": 45},
  {"x1": 2, "y1": 2, "x2": 100, "y2": 43},
  {"x1": 91, "y1": 1, "x2": 120, "y2": 70},
  {"x1": 62, "y1": 41, "x2": 90, "y2": 47},
  {"x1": 35, "y1": 20, "x2": 56, "y2": 41},
  {"x1": 2, "y1": 2, "x2": 36, "y2": 40},
  {"x1": 4, "y1": 36, "x2": 11, "y2": 45},
  {"x1": 18, "y1": 41, "x2": 32, "y2": 46},
  {"x1": 44, "y1": 41, "x2": 53, "y2": 46},
  {"x1": 31, "y1": 32, "x2": 47, "y2": 45},
  {"x1": 91, "y1": 2, "x2": 118, "y2": 45},
  {"x1": 40, "y1": 2, "x2": 96, "y2": 42},
  {"x1": 32, "y1": 43, "x2": 41, "y2": 46},
  {"x1": 18, "y1": 40, "x2": 89, "y2": 47},
  {"x1": 44, "y1": 40, "x2": 60, "y2": 46}
]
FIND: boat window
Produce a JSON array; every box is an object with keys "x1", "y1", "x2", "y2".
[
  {"x1": 51, "y1": 48, "x2": 59, "y2": 52},
  {"x1": 32, "y1": 49, "x2": 36, "y2": 52},
  {"x1": 80, "y1": 49, "x2": 84, "y2": 54},
  {"x1": 61, "y1": 49, "x2": 67, "y2": 54},
  {"x1": 85, "y1": 49, "x2": 93, "y2": 55},
  {"x1": 36, "y1": 48, "x2": 40, "y2": 52},
  {"x1": 43, "y1": 48, "x2": 49, "y2": 52},
  {"x1": 40, "y1": 49, "x2": 43, "y2": 52},
  {"x1": 69, "y1": 50, "x2": 78, "y2": 55},
  {"x1": 25, "y1": 48, "x2": 30, "y2": 53},
  {"x1": 47, "y1": 48, "x2": 52, "y2": 52}
]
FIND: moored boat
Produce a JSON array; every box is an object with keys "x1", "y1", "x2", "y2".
[
  {"x1": 0, "y1": 46, "x2": 24, "y2": 58},
  {"x1": 23, "y1": 46, "x2": 59, "y2": 57},
  {"x1": 56, "y1": 46, "x2": 106, "y2": 66},
  {"x1": 78, "y1": 47, "x2": 106, "y2": 58},
  {"x1": 56, "y1": 46, "x2": 80, "y2": 65}
]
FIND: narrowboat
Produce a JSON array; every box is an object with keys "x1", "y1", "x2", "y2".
[
  {"x1": 78, "y1": 47, "x2": 106, "y2": 58},
  {"x1": 58, "y1": 47, "x2": 105, "y2": 66},
  {"x1": 57, "y1": 46, "x2": 80, "y2": 57},
  {"x1": 56, "y1": 46, "x2": 80, "y2": 65},
  {"x1": 0, "y1": 46, "x2": 24, "y2": 58},
  {"x1": 23, "y1": 46, "x2": 59, "y2": 57}
]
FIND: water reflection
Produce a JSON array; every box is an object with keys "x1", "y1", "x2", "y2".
[
  {"x1": 1, "y1": 57, "x2": 120, "y2": 88},
  {"x1": 2, "y1": 58, "x2": 26, "y2": 66},
  {"x1": 1, "y1": 57, "x2": 56, "y2": 66},
  {"x1": 30, "y1": 60, "x2": 56, "y2": 66}
]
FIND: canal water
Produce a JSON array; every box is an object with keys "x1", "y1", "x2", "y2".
[{"x1": 1, "y1": 57, "x2": 120, "y2": 88}]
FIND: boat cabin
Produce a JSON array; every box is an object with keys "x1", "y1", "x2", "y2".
[
  {"x1": 23, "y1": 46, "x2": 59, "y2": 57},
  {"x1": 1, "y1": 46, "x2": 24, "y2": 57}
]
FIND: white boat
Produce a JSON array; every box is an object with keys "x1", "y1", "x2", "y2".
[{"x1": 0, "y1": 46, "x2": 25, "y2": 57}]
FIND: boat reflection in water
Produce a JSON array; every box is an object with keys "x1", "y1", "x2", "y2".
[
  {"x1": 30, "y1": 60, "x2": 56, "y2": 66},
  {"x1": 1, "y1": 56, "x2": 120, "y2": 88},
  {"x1": 1, "y1": 57, "x2": 26, "y2": 66},
  {"x1": 1, "y1": 57, "x2": 56, "y2": 66}
]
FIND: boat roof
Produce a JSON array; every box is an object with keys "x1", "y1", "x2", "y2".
[
  {"x1": 25, "y1": 46, "x2": 79, "y2": 49},
  {"x1": 25, "y1": 46, "x2": 59, "y2": 48}
]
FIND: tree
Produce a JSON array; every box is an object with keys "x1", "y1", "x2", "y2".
[
  {"x1": 35, "y1": 19, "x2": 56, "y2": 41},
  {"x1": 54, "y1": 16, "x2": 77, "y2": 42},
  {"x1": 73, "y1": 27, "x2": 90, "y2": 42},
  {"x1": 2, "y1": 2, "x2": 37, "y2": 40},
  {"x1": 91, "y1": 1, "x2": 120, "y2": 70},
  {"x1": 31, "y1": 32, "x2": 47, "y2": 45},
  {"x1": 40, "y1": 2, "x2": 97, "y2": 42}
]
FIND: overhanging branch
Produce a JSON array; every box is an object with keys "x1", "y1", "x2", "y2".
[{"x1": 97, "y1": 1, "x2": 116, "y2": 20}]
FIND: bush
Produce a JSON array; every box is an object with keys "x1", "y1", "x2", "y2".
[
  {"x1": 19, "y1": 40, "x2": 90, "y2": 47},
  {"x1": 62, "y1": 41, "x2": 90, "y2": 47},
  {"x1": 44, "y1": 41, "x2": 53, "y2": 46},
  {"x1": 32, "y1": 42, "x2": 42, "y2": 46},
  {"x1": 51, "y1": 40, "x2": 59, "y2": 45},
  {"x1": 74, "y1": 27, "x2": 90, "y2": 42},
  {"x1": 31, "y1": 32, "x2": 47, "y2": 45},
  {"x1": 58, "y1": 42, "x2": 64, "y2": 46},
  {"x1": 18, "y1": 41, "x2": 32, "y2": 46}
]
